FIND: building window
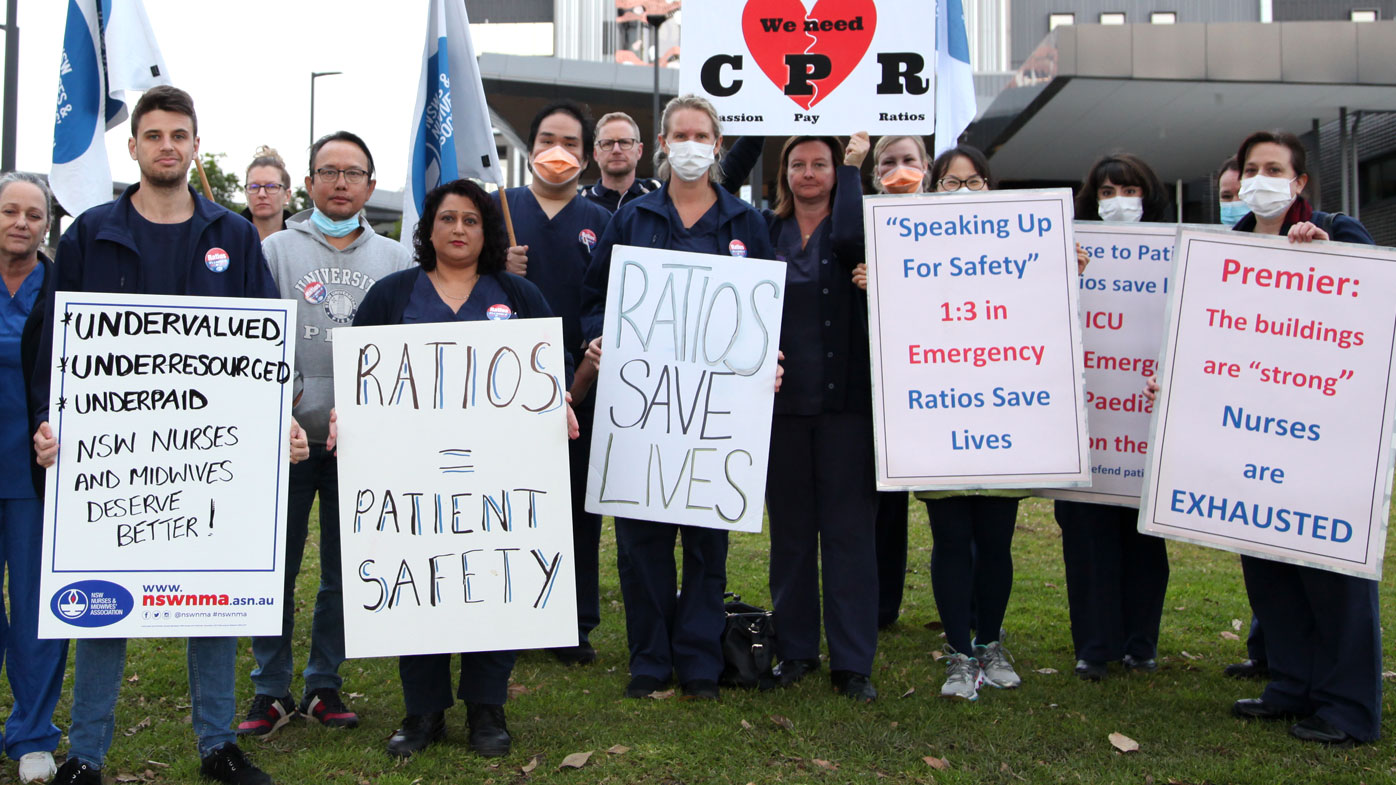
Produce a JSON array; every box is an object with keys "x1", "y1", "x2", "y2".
[
  {"x1": 1048, "y1": 13, "x2": 1075, "y2": 30},
  {"x1": 1100, "y1": 12, "x2": 1126, "y2": 24},
  {"x1": 1360, "y1": 151, "x2": 1396, "y2": 208},
  {"x1": 1351, "y1": 10, "x2": 1379, "y2": 22},
  {"x1": 1150, "y1": 12, "x2": 1177, "y2": 24}
]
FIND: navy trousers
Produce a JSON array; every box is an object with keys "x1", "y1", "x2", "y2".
[
  {"x1": 765, "y1": 412, "x2": 879, "y2": 675},
  {"x1": 1246, "y1": 614, "x2": 1266, "y2": 663},
  {"x1": 397, "y1": 650, "x2": 517, "y2": 714},
  {"x1": 615, "y1": 519, "x2": 727, "y2": 683},
  {"x1": 566, "y1": 404, "x2": 602, "y2": 645},
  {"x1": 874, "y1": 491, "x2": 909, "y2": 627},
  {"x1": 1054, "y1": 500, "x2": 1169, "y2": 662},
  {"x1": 924, "y1": 495, "x2": 1019, "y2": 654},
  {"x1": 1241, "y1": 556, "x2": 1382, "y2": 741}
]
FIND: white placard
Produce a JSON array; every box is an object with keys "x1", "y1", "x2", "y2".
[
  {"x1": 865, "y1": 189, "x2": 1089, "y2": 490},
  {"x1": 40, "y1": 293, "x2": 293, "y2": 639},
  {"x1": 333, "y1": 318, "x2": 576, "y2": 658},
  {"x1": 586, "y1": 245, "x2": 786, "y2": 533},
  {"x1": 1039, "y1": 223, "x2": 1175, "y2": 506},
  {"x1": 679, "y1": 0, "x2": 935, "y2": 135},
  {"x1": 1140, "y1": 227, "x2": 1396, "y2": 579}
]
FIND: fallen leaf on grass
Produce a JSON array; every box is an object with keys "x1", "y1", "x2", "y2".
[
  {"x1": 145, "y1": 761, "x2": 168, "y2": 769},
  {"x1": 769, "y1": 714, "x2": 795, "y2": 731},
  {"x1": 127, "y1": 674, "x2": 140, "y2": 683},
  {"x1": 900, "y1": 687, "x2": 915, "y2": 699},
  {"x1": 346, "y1": 692, "x2": 364, "y2": 700},
  {"x1": 813, "y1": 759, "x2": 838, "y2": 770},
  {"x1": 923, "y1": 756, "x2": 950, "y2": 770},
  {"x1": 114, "y1": 774, "x2": 141, "y2": 783},
  {"x1": 1179, "y1": 651, "x2": 1201, "y2": 660},
  {"x1": 648, "y1": 689, "x2": 675, "y2": 700},
  {"x1": 1382, "y1": 670, "x2": 1396, "y2": 681},
  {"x1": 1109, "y1": 732, "x2": 1140, "y2": 753},
  {"x1": 923, "y1": 620, "x2": 944, "y2": 631},
  {"x1": 607, "y1": 745, "x2": 630, "y2": 755},
  {"x1": 1043, "y1": 582, "x2": 1058, "y2": 589},
  {"x1": 507, "y1": 684, "x2": 531, "y2": 698},
  {"x1": 1220, "y1": 631, "x2": 1240, "y2": 641},
  {"x1": 1034, "y1": 668, "x2": 1058, "y2": 675},
  {"x1": 1174, "y1": 606, "x2": 1186, "y2": 611},
  {"x1": 931, "y1": 650, "x2": 945, "y2": 661},
  {"x1": 1231, "y1": 618, "x2": 1243, "y2": 632},
  {"x1": 740, "y1": 719, "x2": 754, "y2": 730},
  {"x1": 889, "y1": 721, "x2": 899, "y2": 728},
  {"x1": 559, "y1": 751, "x2": 593, "y2": 769},
  {"x1": 521, "y1": 754, "x2": 543, "y2": 774},
  {"x1": 123, "y1": 717, "x2": 151, "y2": 737}
]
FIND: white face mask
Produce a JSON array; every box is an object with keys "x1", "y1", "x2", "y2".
[
  {"x1": 1239, "y1": 175, "x2": 1297, "y2": 220},
  {"x1": 1098, "y1": 195, "x2": 1143, "y2": 223},
  {"x1": 665, "y1": 140, "x2": 716, "y2": 182}
]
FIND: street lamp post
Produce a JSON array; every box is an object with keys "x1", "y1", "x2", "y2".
[
  {"x1": 647, "y1": 12, "x2": 673, "y2": 138},
  {"x1": 1, "y1": 0, "x2": 19, "y2": 172},
  {"x1": 309, "y1": 71, "x2": 343, "y2": 150}
]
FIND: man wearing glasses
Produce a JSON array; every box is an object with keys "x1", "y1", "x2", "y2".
[
  {"x1": 238, "y1": 131, "x2": 410, "y2": 739},
  {"x1": 583, "y1": 112, "x2": 660, "y2": 213}
]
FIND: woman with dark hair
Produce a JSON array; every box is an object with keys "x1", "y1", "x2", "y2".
[
  {"x1": 756, "y1": 132, "x2": 881, "y2": 700},
  {"x1": 1223, "y1": 130, "x2": 1380, "y2": 747},
  {"x1": 339, "y1": 178, "x2": 578, "y2": 760},
  {"x1": 1057, "y1": 152, "x2": 1173, "y2": 683}
]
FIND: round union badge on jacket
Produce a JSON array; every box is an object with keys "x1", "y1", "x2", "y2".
[
  {"x1": 728, "y1": 239, "x2": 747, "y2": 257},
  {"x1": 486, "y1": 303, "x2": 513, "y2": 320},
  {"x1": 579, "y1": 228, "x2": 597, "y2": 250},
  {"x1": 204, "y1": 247, "x2": 230, "y2": 272},
  {"x1": 302, "y1": 281, "x2": 328, "y2": 304}
]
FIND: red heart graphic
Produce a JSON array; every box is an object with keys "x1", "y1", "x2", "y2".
[{"x1": 741, "y1": 0, "x2": 878, "y2": 110}]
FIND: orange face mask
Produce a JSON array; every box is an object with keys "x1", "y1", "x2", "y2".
[
  {"x1": 532, "y1": 146, "x2": 581, "y2": 185},
  {"x1": 880, "y1": 166, "x2": 924, "y2": 194}
]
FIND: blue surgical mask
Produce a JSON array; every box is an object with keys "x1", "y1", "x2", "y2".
[
  {"x1": 310, "y1": 207, "x2": 360, "y2": 238},
  {"x1": 1219, "y1": 201, "x2": 1249, "y2": 228}
]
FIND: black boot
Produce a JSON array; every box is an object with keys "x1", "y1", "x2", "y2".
[
  {"x1": 386, "y1": 712, "x2": 446, "y2": 757},
  {"x1": 466, "y1": 703, "x2": 512, "y2": 758}
]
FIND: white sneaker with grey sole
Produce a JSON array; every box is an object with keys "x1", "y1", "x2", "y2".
[
  {"x1": 974, "y1": 640, "x2": 1022, "y2": 689},
  {"x1": 19, "y1": 751, "x2": 57, "y2": 783},
  {"x1": 940, "y1": 646, "x2": 984, "y2": 701}
]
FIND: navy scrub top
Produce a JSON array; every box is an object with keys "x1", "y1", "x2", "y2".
[
  {"x1": 402, "y1": 270, "x2": 515, "y2": 324},
  {"x1": 1, "y1": 264, "x2": 44, "y2": 498}
]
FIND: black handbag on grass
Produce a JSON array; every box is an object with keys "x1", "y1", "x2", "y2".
[{"x1": 720, "y1": 593, "x2": 776, "y2": 690}]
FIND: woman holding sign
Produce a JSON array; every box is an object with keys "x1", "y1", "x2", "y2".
[
  {"x1": 1, "y1": 172, "x2": 68, "y2": 784},
  {"x1": 1225, "y1": 130, "x2": 1381, "y2": 746},
  {"x1": 339, "y1": 178, "x2": 577, "y2": 759},
  {"x1": 579, "y1": 95, "x2": 776, "y2": 701},
  {"x1": 1057, "y1": 153, "x2": 1173, "y2": 683}
]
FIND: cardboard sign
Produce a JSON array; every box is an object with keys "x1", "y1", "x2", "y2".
[
  {"x1": 332, "y1": 318, "x2": 576, "y2": 658},
  {"x1": 864, "y1": 189, "x2": 1089, "y2": 490},
  {"x1": 40, "y1": 293, "x2": 294, "y2": 639},
  {"x1": 1140, "y1": 228, "x2": 1396, "y2": 579},
  {"x1": 586, "y1": 245, "x2": 786, "y2": 533},
  {"x1": 679, "y1": 0, "x2": 935, "y2": 134},
  {"x1": 1039, "y1": 223, "x2": 1174, "y2": 506}
]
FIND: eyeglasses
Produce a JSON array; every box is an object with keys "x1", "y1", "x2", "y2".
[
  {"x1": 313, "y1": 167, "x2": 370, "y2": 184},
  {"x1": 937, "y1": 176, "x2": 987, "y2": 191},
  {"x1": 245, "y1": 183, "x2": 285, "y2": 194},
  {"x1": 596, "y1": 138, "x2": 638, "y2": 152}
]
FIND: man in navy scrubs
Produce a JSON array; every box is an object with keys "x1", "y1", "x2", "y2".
[{"x1": 499, "y1": 101, "x2": 613, "y2": 665}]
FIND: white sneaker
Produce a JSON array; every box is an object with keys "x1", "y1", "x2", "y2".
[
  {"x1": 975, "y1": 640, "x2": 1022, "y2": 689},
  {"x1": 939, "y1": 646, "x2": 983, "y2": 701},
  {"x1": 18, "y1": 751, "x2": 57, "y2": 783}
]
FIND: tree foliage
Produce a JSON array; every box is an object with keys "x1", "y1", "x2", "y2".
[{"x1": 188, "y1": 152, "x2": 243, "y2": 212}]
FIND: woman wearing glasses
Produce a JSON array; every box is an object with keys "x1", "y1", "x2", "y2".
[{"x1": 242, "y1": 146, "x2": 293, "y2": 241}]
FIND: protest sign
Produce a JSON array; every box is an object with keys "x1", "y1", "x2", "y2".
[
  {"x1": 1141, "y1": 228, "x2": 1396, "y2": 579},
  {"x1": 679, "y1": 0, "x2": 935, "y2": 135},
  {"x1": 864, "y1": 189, "x2": 1089, "y2": 490},
  {"x1": 586, "y1": 245, "x2": 786, "y2": 533},
  {"x1": 1039, "y1": 223, "x2": 1174, "y2": 506},
  {"x1": 333, "y1": 318, "x2": 576, "y2": 658},
  {"x1": 40, "y1": 293, "x2": 293, "y2": 639}
]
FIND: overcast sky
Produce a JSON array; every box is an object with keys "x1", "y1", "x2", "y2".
[{"x1": 12, "y1": 0, "x2": 435, "y2": 192}]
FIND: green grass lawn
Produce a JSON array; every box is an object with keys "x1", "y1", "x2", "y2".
[{"x1": 8, "y1": 498, "x2": 1394, "y2": 784}]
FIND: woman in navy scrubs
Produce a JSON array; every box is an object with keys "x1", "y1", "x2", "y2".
[
  {"x1": 340, "y1": 178, "x2": 577, "y2": 759},
  {"x1": 1058, "y1": 153, "x2": 1173, "y2": 682},
  {"x1": 1225, "y1": 130, "x2": 1381, "y2": 746},
  {"x1": 580, "y1": 95, "x2": 776, "y2": 700},
  {"x1": 3, "y1": 172, "x2": 68, "y2": 784}
]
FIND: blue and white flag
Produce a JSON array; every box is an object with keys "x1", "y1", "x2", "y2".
[
  {"x1": 402, "y1": 0, "x2": 502, "y2": 247},
  {"x1": 934, "y1": 0, "x2": 976, "y2": 157},
  {"x1": 51, "y1": 0, "x2": 170, "y2": 217}
]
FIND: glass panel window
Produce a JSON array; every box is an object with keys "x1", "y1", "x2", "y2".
[
  {"x1": 1351, "y1": 10, "x2": 1379, "y2": 23},
  {"x1": 1049, "y1": 13, "x2": 1075, "y2": 30},
  {"x1": 1100, "y1": 12, "x2": 1126, "y2": 24},
  {"x1": 1150, "y1": 12, "x2": 1177, "y2": 24}
]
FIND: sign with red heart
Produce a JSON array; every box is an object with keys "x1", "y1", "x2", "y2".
[{"x1": 681, "y1": 0, "x2": 936, "y2": 135}]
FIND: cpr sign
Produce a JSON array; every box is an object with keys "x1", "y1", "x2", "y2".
[{"x1": 680, "y1": 0, "x2": 936, "y2": 135}]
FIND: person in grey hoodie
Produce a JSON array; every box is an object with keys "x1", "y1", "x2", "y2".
[{"x1": 238, "y1": 131, "x2": 411, "y2": 738}]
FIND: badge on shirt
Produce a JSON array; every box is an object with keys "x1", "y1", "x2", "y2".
[
  {"x1": 578, "y1": 228, "x2": 597, "y2": 250},
  {"x1": 302, "y1": 281, "x2": 328, "y2": 304},
  {"x1": 204, "y1": 247, "x2": 230, "y2": 273},
  {"x1": 728, "y1": 239, "x2": 747, "y2": 258},
  {"x1": 486, "y1": 304, "x2": 513, "y2": 320}
]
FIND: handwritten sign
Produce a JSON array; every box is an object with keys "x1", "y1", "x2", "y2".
[
  {"x1": 678, "y1": 0, "x2": 935, "y2": 134},
  {"x1": 40, "y1": 293, "x2": 294, "y2": 639},
  {"x1": 1039, "y1": 223, "x2": 1174, "y2": 506},
  {"x1": 1141, "y1": 228, "x2": 1396, "y2": 579},
  {"x1": 586, "y1": 245, "x2": 786, "y2": 533},
  {"x1": 864, "y1": 189, "x2": 1089, "y2": 490},
  {"x1": 332, "y1": 318, "x2": 576, "y2": 658}
]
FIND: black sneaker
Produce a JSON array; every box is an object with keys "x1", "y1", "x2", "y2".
[
  {"x1": 386, "y1": 712, "x2": 446, "y2": 758},
  {"x1": 236, "y1": 694, "x2": 296, "y2": 738},
  {"x1": 53, "y1": 759, "x2": 101, "y2": 785},
  {"x1": 199, "y1": 743, "x2": 273, "y2": 785},
  {"x1": 550, "y1": 642, "x2": 598, "y2": 665},
  {"x1": 680, "y1": 679, "x2": 720, "y2": 700},
  {"x1": 466, "y1": 703, "x2": 512, "y2": 758},
  {"x1": 299, "y1": 688, "x2": 359, "y2": 729},
  {"x1": 831, "y1": 670, "x2": 878, "y2": 702}
]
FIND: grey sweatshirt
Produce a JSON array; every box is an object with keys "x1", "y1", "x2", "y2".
[{"x1": 264, "y1": 210, "x2": 413, "y2": 444}]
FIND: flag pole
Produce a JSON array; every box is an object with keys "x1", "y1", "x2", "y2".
[
  {"x1": 193, "y1": 155, "x2": 214, "y2": 202},
  {"x1": 497, "y1": 185, "x2": 517, "y2": 246}
]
